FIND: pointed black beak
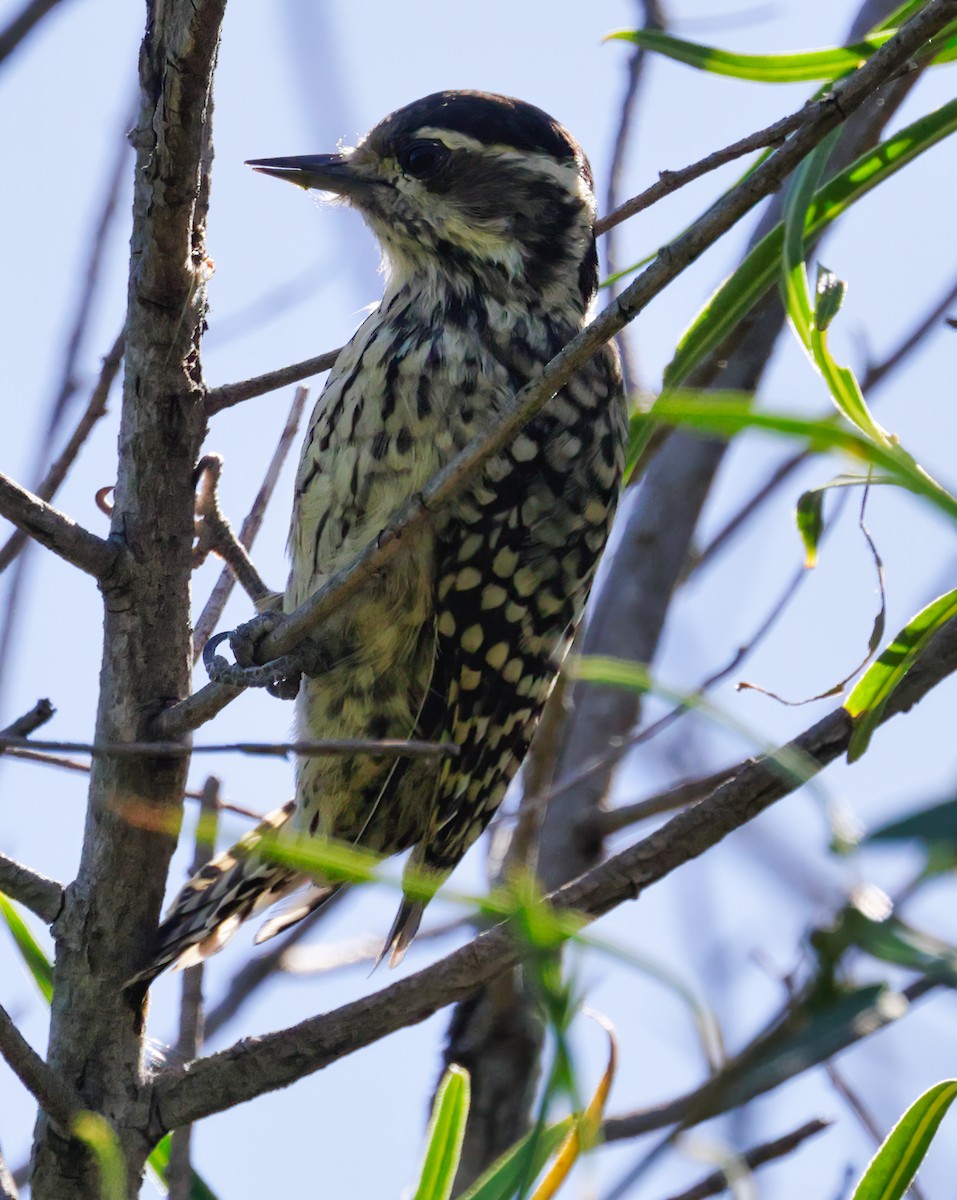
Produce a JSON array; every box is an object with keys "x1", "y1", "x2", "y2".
[{"x1": 246, "y1": 153, "x2": 381, "y2": 199}]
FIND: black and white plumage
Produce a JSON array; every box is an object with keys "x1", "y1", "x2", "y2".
[{"x1": 137, "y1": 91, "x2": 627, "y2": 984}]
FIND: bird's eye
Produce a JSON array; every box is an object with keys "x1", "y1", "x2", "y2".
[{"x1": 399, "y1": 141, "x2": 449, "y2": 180}]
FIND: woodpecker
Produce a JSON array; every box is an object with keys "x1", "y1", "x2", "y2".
[{"x1": 137, "y1": 91, "x2": 626, "y2": 984}]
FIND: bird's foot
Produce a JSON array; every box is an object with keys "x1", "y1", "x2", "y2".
[{"x1": 203, "y1": 614, "x2": 303, "y2": 698}]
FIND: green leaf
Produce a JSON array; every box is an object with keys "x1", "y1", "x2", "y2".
[
  {"x1": 0, "y1": 891, "x2": 53, "y2": 1002},
  {"x1": 412, "y1": 1065, "x2": 471, "y2": 1200},
  {"x1": 148, "y1": 1135, "x2": 221, "y2": 1200},
  {"x1": 845, "y1": 587, "x2": 957, "y2": 761},
  {"x1": 606, "y1": 28, "x2": 891, "y2": 81},
  {"x1": 866, "y1": 796, "x2": 957, "y2": 849},
  {"x1": 665, "y1": 100, "x2": 957, "y2": 388},
  {"x1": 850, "y1": 1080, "x2": 957, "y2": 1200},
  {"x1": 796, "y1": 489, "x2": 826, "y2": 568},
  {"x1": 72, "y1": 1113, "x2": 126, "y2": 1200},
  {"x1": 647, "y1": 393, "x2": 957, "y2": 524},
  {"x1": 457, "y1": 1120, "x2": 575, "y2": 1200}
]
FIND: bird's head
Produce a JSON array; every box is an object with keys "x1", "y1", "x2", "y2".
[{"x1": 248, "y1": 90, "x2": 599, "y2": 307}]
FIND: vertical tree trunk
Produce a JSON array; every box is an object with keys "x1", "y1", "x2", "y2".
[{"x1": 29, "y1": 3, "x2": 226, "y2": 1195}]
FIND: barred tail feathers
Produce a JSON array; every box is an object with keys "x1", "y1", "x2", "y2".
[{"x1": 129, "y1": 801, "x2": 307, "y2": 986}]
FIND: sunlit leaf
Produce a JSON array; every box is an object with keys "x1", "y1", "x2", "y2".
[
  {"x1": 457, "y1": 1120, "x2": 575, "y2": 1200},
  {"x1": 796, "y1": 489, "x2": 826, "y2": 568},
  {"x1": 665, "y1": 100, "x2": 957, "y2": 387},
  {"x1": 606, "y1": 28, "x2": 891, "y2": 81},
  {"x1": 530, "y1": 1013, "x2": 618, "y2": 1200},
  {"x1": 0, "y1": 892, "x2": 53, "y2": 1002},
  {"x1": 72, "y1": 1113, "x2": 126, "y2": 1200},
  {"x1": 846, "y1": 587, "x2": 957, "y2": 761},
  {"x1": 647, "y1": 394, "x2": 957, "y2": 524},
  {"x1": 850, "y1": 1080, "x2": 957, "y2": 1200},
  {"x1": 412, "y1": 1065, "x2": 471, "y2": 1200}
]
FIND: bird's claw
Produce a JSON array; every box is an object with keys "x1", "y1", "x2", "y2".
[{"x1": 203, "y1": 619, "x2": 303, "y2": 698}]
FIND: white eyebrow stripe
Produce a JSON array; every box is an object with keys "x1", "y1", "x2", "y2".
[{"x1": 413, "y1": 127, "x2": 486, "y2": 152}]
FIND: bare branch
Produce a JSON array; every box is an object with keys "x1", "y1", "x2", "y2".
[
  {"x1": 593, "y1": 767, "x2": 740, "y2": 837},
  {"x1": 193, "y1": 385, "x2": 309, "y2": 657},
  {"x1": 0, "y1": 735, "x2": 455, "y2": 760},
  {"x1": 154, "y1": 0, "x2": 957, "y2": 740},
  {"x1": 151, "y1": 606, "x2": 957, "y2": 1133},
  {"x1": 0, "y1": 470, "x2": 123, "y2": 580},
  {"x1": 191, "y1": 454, "x2": 274, "y2": 606},
  {"x1": 0, "y1": 853, "x2": 63, "y2": 924},
  {"x1": 597, "y1": 105, "x2": 815, "y2": 239},
  {"x1": 1, "y1": 698, "x2": 55, "y2": 739},
  {"x1": 167, "y1": 778, "x2": 218, "y2": 1200},
  {"x1": 0, "y1": 331, "x2": 123, "y2": 576},
  {"x1": 0, "y1": 0, "x2": 73, "y2": 66},
  {"x1": 655, "y1": 1119, "x2": 831, "y2": 1200},
  {"x1": 0, "y1": 1003, "x2": 78, "y2": 1132},
  {"x1": 205, "y1": 348, "x2": 340, "y2": 416}
]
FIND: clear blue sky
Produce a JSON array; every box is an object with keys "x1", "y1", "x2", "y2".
[{"x1": 1, "y1": 1, "x2": 956, "y2": 1195}]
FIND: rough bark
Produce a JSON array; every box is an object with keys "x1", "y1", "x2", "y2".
[{"x1": 28, "y1": 2, "x2": 225, "y2": 1196}]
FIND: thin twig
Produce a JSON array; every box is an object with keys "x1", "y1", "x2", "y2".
[
  {"x1": 0, "y1": 852, "x2": 63, "y2": 923},
  {"x1": 205, "y1": 348, "x2": 340, "y2": 416},
  {"x1": 0, "y1": 470, "x2": 121, "y2": 580},
  {"x1": 1, "y1": 698, "x2": 55, "y2": 739},
  {"x1": 0, "y1": 0, "x2": 72, "y2": 65},
  {"x1": 0, "y1": 332, "x2": 124, "y2": 575},
  {"x1": 191, "y1": 454, "x2": 273, "y2": 605},
  {"x1": 657, "y1": 1119, "x2": 831, "y2": 1200},
  {"x1": 593, "y1": 767, "x2": 739, "y2": 837},
  {"x1": 156, "y1": 4, "x2": 957, "y2": 741},
  {"x1": 192, "y1": 385, "x2": 309, "y2": 657},
  {"x1": 0, "y1": 1002, "x2": 78, "y2": 1131},
  {"x1": 595, "y1": 103, "x2": 812, "y2": 238},
  {"x1": 167, "y1": 778, "x2": 219, "y2": 1200},
  {"x1": 0, "y1": 735, "x2": 455, "y2": 759}
]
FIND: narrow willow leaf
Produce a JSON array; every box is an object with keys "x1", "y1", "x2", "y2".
[
  {"x1": 648, "y1": 394, "x2": 957, "y2": 524},
  {"x1": 846, "y1": 587, "x2": 957, "y2": 761},
  {"x1": 606, "y1": 28, "x2": 891, "y2": 81},
  {"x1": 412, "y1": 1065, "x2": 471, "y2": 1200},
  {"x1": 457, "y1": 1121, "x2": 575, "y2": 1200},
  {"x1": 796, "y1": 489, "x2": 826, "y2": 567},
  {"x1": 148, "y1": 1135, "x2": 220, "y2": 1200},
  {"x1": 72, "y1": 1113, "x2": 126, "y2": 1200},
  {"x1": 530, "y1": 1014, "x2": 618, "y2": 1200},
  {"x1": 0, "y1": 892, "x2": 54, "y2": 1002},
  {"x1": 870, "y1": 1, "x2": 925, "y2": 33},
  {"x1": 665, "y1": 100, "x2": 957, "y2": 387},
  {"x1": 850, "y1": 1080, "x2": 957, "y2": 1200}
]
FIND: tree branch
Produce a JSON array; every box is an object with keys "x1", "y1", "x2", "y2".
[
  {"x1": 654, "y1": 1119, "x2": 830, "y2": 1200},
  {"x1": 0, "y1": 470, "x2": 122, "y2": 581},
  {"x1": 0, "y1": 0, "x2": 72, "y2": 66},
  {"x1": 0, "y1": 1003, "x2": 78, "y2": 1132},
  {"x1": 205, "y1": 348, "x2": 340, "y2": 416},
  {"x1": 0, "y1": 853, "x2": 63, "y2": 924},
  {"x1": 0, "y1": 332, "x2": 123, "y2": 575},
  {"x1": 151, "y1": 606, "x2": 957, "y2": 1134},
  {"x1": 153, "y1": 0, "x2": 957, "y2": 741}
]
